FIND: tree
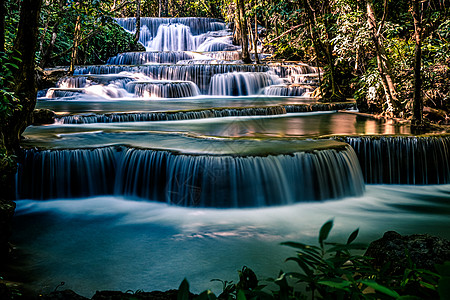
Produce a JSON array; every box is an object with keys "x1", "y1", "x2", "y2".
[
  {"x1": 134, "y1": 0, "x2": 141, "y2": 44},
  {"x1": 410, "y1": 0, "x2": 423, "y2": 127},
  {"x1": 0, "y1": 0, "x2": 42, "y2": 264},
  {"x1": 366, "y1": 0, "x2": 400, "y2": 117},
  {"x1": 236, "y1": 0, "x2": 251, "y2": 63}
]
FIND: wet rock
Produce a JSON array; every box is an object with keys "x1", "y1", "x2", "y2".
[
  {"x1": 365, "y1": 231, "x2": 450, "y2": 275},
  {"x1": 32, "y1": 109, "x2": 55, "y2": 125}
]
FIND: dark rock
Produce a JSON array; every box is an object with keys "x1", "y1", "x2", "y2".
[
  {"x1": 39, "y1": 289, "x2": 89, "y2": 300},
  {"x1": 0, "y1": 283, "x2": 12, "y2": 300},
  {"x1": 0, "y1": 201, "x2": 16, "y2": 267},
  {"x1": 365, "y1": 231, "x2": 450, "y2": 275},
  {"x1": 32, "y1": 109, "x2": 55, "y2": 125},
  {"x1": 37, "y1": 67, "x2": 70, "y2": 90}
]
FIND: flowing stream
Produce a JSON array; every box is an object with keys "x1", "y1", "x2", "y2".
[{"x1": 12, "y1": 17, "x2": 450, "y2": 297}]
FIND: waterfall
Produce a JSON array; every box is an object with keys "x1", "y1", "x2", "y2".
[
  {"x1": 45, "y1": 88, "x2": 85, "y2": 99},
  {"x1": 107, "y1": 51, "x2": 195, "y2": 65},
  {"x1": 344, "y1": 136, "x2": 450, "y2": 184},
  {"x1": 115, "y1": 17, "x2": 227, "y2": 51},
  {"x1": 148, "y1": 24, "x2": 200, "y2": 51},
  {"x1": 75, "y1": 65, "x2": 270, "y2": 93},
  {"x1": 18, "y1": 148, "x2": 118, "y2": 199},
  {"x1": 263, "y1": 84, "x2": 313, "y2": 96},
  {"x1": 115, "y1": 17, "x2": 226, "y2": 37},
  {"x1": 55, "y1": 103, "x2": 357, "y2": 124},
  {"x1": 57, "y1": 77, "x2": 89, "y2": 88},
  {"x1": 17, "y1": 145, "x2": 365, "y2": 207},
  {"x1": 208, "y1": 72, "x2": 281, "y2": 96},
  {"x1": 126, "y1": 81, "x2": 200, "y2": 98},
  {"x1": 55, "y1": 106, "x2": 288, "y2": 124}
]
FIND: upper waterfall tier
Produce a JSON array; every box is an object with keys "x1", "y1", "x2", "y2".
[
  {"x1": 115, "y1": 17, "x2": 231, "y2": 51},
  {"x1": 116, "y1": 17, "x2": 226, "y2": 36},
  {"x1": 107, "y1": 51, "x2": 196, "y2": 65}
]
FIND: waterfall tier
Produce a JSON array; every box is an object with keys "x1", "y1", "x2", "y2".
[
  {"x1": 344, "y1": 136, "x2": 450, "y2": 184},
  {"x1": 263, "y1": 84, "x2": 314, "y2": 96},
  {"x1": 208, "y1": 72, "x2": 281, "y2": 96},
  {"x1": 17, "y1": 145, "x2": 364, "y2": 207},
  {"x1": 126, "y1": 81, "x2": 200, "y2": 98},
  {"x1": 75, "y1": 65, "x2": 269, "y2": 93},
  {"x1": 107, "y1": 51, "x2": 195, "y2": 65},
  {"x1": 54, "y1": 103, "x2": 356, "y2": 124},
  {"x1": 116, "y1": 17, "x2": 226, "y2": 37}
]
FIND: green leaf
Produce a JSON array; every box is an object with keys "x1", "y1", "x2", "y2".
[
  {"x1": 436, "y1": 261, "x2": 450, "y2": 277},
  {"x1": 280, "y1": 241, "x2": 320, "y2": 252},
  {"x1": 359, "y1": 279, "x2": 400, "y2": 298},
  {"x1": 438, "y1": 276, "x2": 450, "y2": 299},
  {"x1": 237, "y1": 289, "x2": 246, "y2": 300},
  {"x1": 178, "y1": 278, "x2": 190, "y2": 300},
  {"x1": 285, "y1": 257, "x2": 314, "y2": 277},
  {"x1": 319, "y1": 219, "x2": 334, "y2": 246},
  {"x1": 347, "y1": 228, "x2": 359, "y2": 245},
  {"x1": 318, "y1": 278, "x2": 352, "y2": 291}
]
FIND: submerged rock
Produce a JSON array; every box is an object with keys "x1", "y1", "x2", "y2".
[{"x1": 365, "y1": 231, "x2": 450, "y2": 275}]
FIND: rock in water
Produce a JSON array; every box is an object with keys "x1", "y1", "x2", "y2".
[{"x1": 365, "y1": 231, "x2": 450, "y2": 275}]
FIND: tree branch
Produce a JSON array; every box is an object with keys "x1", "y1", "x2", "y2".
[
  {"x1": 266, "y1": 24, "x2": 303, "y2": 44},
  {"x1": 50, "y1": 28, "x2": 101, "y2": 60}
]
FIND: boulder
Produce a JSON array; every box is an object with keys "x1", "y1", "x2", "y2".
[
  {"x1": 365, "y1": 231, "x2": 450, "y2": 275},
  {"x1": 32, "y1": 109, "x2": 55, "y2": 125}
]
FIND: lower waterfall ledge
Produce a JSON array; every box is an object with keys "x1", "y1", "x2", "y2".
[{"x1": 16, "y1": 141, "x2": 364, "y2": 207}]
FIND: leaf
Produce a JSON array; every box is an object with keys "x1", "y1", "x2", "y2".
[
  {"x1": 436, "y1": 261, "x2": 450, "y2": 277},
  {"x1": 237, "y1": 289, "x2": 246, "y2": 300},
  {"x1": 177, "y1": 278, "x2": 190, "y2": 300},
  {"x1": 347, "y1": 228, "x2": 359, "y2": 245},
  {"x1": 318, "y1": 278, "x2": 352, "y2": 291},
  {"x1": 319, "y1": 219, "x2": 334, "y2": 246},
  {"x1": 359, "y1": 279, "x2": 400, "y2": 298},
  {"x1": 438, "y1": 276, "x2": 450, "y2": 300},
  {"x1": 280, "y1": 241, "x2": 321, "y2": 252},
  {"x1": 285, "y1": 257, "x2": 313, "y2": 277}
]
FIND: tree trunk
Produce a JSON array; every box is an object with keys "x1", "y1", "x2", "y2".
[
  {"x1": 367, "y1": 0, "x2": 400, "y2": 116},
  {"x1": 0, "y1": 0, "x2": 5, "y2": 52},
  {"x1": 411, "y1": 0, "x2": 423, "y2": 127},
  {"x1": 134, "y1": 0, "x2": 141, "y2": 44},
  {"x1": 40, "y1": 23, "x2": 59, "y2": 67},
  {"x1": 70, "y1": 13, "x2": 82, "y2": 73},
  {"x1": 253, "y1": 13, "x2": 260, "y2": 64},
  {"x1": 237, "y1": 0, "x2": 251, "y2": 63}
]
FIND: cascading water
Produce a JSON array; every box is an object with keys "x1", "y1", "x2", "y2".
[
  {"x1": 126, "y1": 80, "x2": 200, "y2": 98},
  {"x1": 208, "y1": 72, "x2": 281, "y2": 96},
  {"x1": 263, "y1": 84, "x2": 313, "y2": 96},
  {"x1": 344, "y1": 136, "x2": 450, "y2": 184},
  {"x1": 107, "y1": 51, "x2": 196, "y2": 65},
  {"x1": 15, "y1": 14, "x2": 450, "y2": 298},
  {"x1": 17, "y1": 145, "x2": 365, "y2": 207}
]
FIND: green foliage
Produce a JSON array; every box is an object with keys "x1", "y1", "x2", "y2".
[
  {"x1": 176, "y1": 221, "x2": 449, "y2": 300},
  {"x1": 0, "y1": 51, "x2": 21, "y2": 122}
]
